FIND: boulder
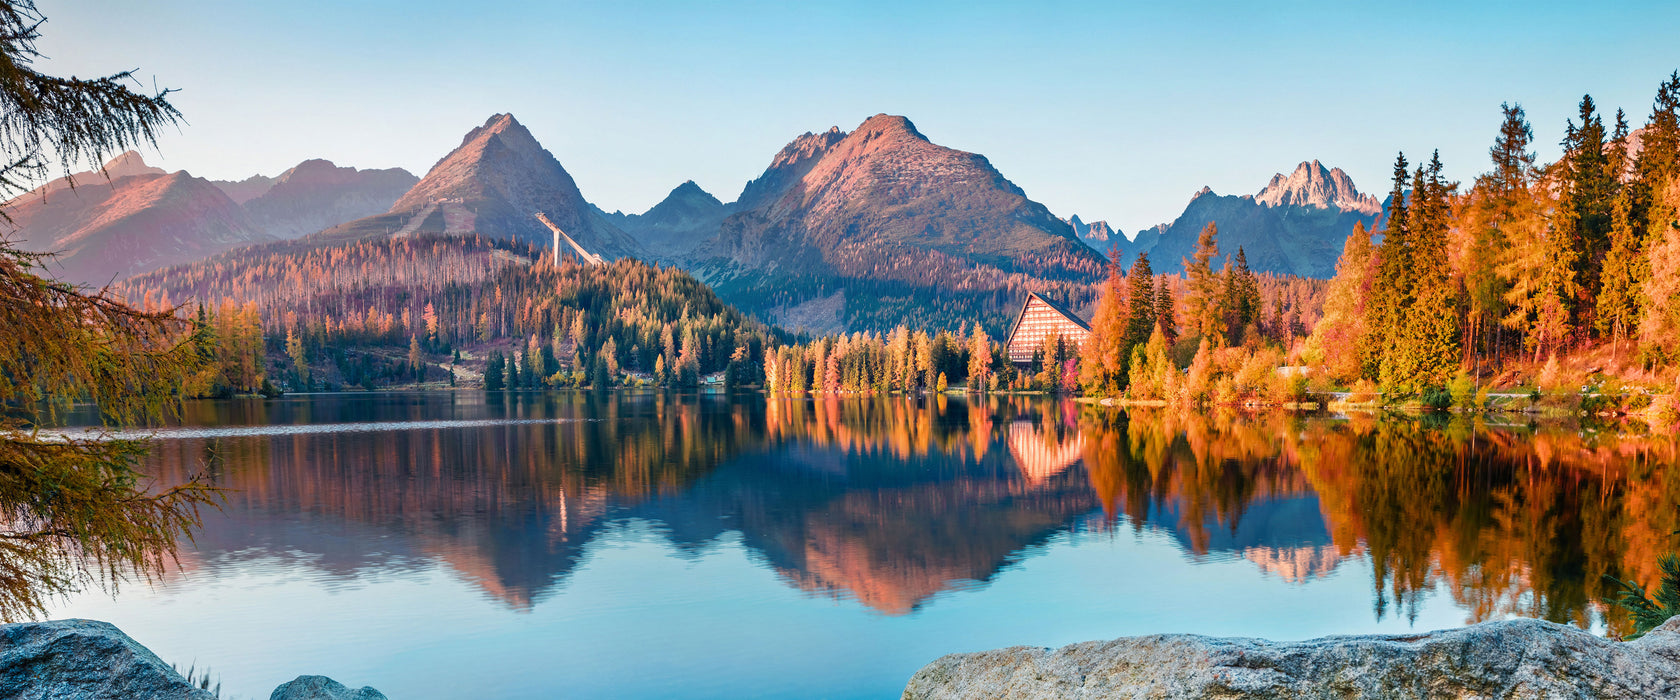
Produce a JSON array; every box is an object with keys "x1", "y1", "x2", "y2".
[
  {"x1": 0, "y1": 618, "x2": 215, "y2": 699},
  {"x1": 270, "y1": 675, "x2": 387, "y2": 700},
  {"x1": 903, "y1": 616, "x2": 1680, "y2": 699}
]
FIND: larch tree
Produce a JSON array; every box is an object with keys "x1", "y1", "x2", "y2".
[
  {"x1": 1080, "y1": 246, "x2": 1131, "y2": 396},
  {"x1": 0, "y1": 0, "x2": 218, "y2": 620},
  {"x1": 1640, "y1": 175, "x2": 1680, "y2": 358},
  {"x1": 1305, "y1": 221, "x2": 1375, "y2": 383},
  {"x1": 1181, "y1": 222, "x2": 1223, "y2": 345},
  {"x1": 967, "y1": 324, "x2": 992, "y2": 391},
  {"x1": 1500, "y1": 175, "x2": 1580, "y2": 361}
]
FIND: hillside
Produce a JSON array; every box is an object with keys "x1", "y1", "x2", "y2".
[
  {"x1": 314, "y1": 114, "x2": 643, "y2": 261},
  {"x1": 692, "y1": 114, "x2": 1105, "y2": 334},
  {"x1": 120, "y1": 233, "x2": 774, "y2": 391},
  {"x1": 1115, "y1": 161, "x2": 1381, "y2": 278},
  {"x1": 3, "y1": 160, "x2": 271, "y2": 286}
]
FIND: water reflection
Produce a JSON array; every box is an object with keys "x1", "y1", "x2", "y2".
[{"x1": 130, "y1": 394, "x2": 1679, "y2": 637}]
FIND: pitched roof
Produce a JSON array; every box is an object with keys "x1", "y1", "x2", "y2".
[{"x1": 1004, "y1": 291, "x2": 1091, "y2": 346}]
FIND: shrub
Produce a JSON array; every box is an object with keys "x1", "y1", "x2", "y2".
[
  {"x1": 1448, "y1": 371, "x2": 1477, "y2": 411},
  {"x1": 1348, "y1": 379, "x2": 1379, "y2": 405}
]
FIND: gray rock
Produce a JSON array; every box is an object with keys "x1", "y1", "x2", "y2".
[
  {"x1": 270, "y1": 675, "x2": 387, "y2": 700},
  {"x1": 0, "y1": 618, "x2": 215, "y2": 699},
  {"x1": 903, "y1": 616, "x2": 1680, "y2": 699}
]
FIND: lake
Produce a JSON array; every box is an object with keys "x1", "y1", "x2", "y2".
[{"x1": 44, "y1": 392, "x2": 1680, "y2": 699}]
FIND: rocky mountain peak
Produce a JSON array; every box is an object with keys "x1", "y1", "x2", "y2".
[
  {"x1": 734, "y1": 127, "x2": 847, "y2": 211},
  {"x1": 99, "y1": 151, "x2": 165, "y2": 181},
  {"x1": 1254, "y1": 160, "x2": 1381, "y2": 215},
  {"x1": 853, "y1": 114, "x2": 926, "y2": 143}
]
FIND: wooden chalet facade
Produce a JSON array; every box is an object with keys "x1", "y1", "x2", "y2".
[{"x1": 1004, "y1": 292, "x2": 1091, "y2": 365}]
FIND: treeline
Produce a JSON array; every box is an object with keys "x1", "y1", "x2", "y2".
[
  {"x1": 120, "y1": 236, "x2": 781, "y2": 392},
  {"x1": 1308, "y1": 73, "x2": 1680, "y2": 394},
  {"x1": 762, "y1": 325, "x2": 992, "y2": 394}
]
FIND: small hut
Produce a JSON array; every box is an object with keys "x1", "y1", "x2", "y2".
[{"x1": 1003, "y1": 292, "x2": 1091, "y2": 366}]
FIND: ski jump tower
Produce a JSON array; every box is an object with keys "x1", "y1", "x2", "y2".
[{"x1": 534, "y1": 212, "x2": 606, "y2": 266}]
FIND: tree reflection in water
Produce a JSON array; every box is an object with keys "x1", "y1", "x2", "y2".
[{"x1": 127, "y1": 393, "x2": 1678, "y2": 636}]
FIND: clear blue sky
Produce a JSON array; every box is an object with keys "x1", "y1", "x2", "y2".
[{"x1": 35, "y1": 0, "x2": 1680, "y2": 234}]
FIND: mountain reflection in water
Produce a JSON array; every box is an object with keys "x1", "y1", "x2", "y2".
[{"x1": 123, "y1": 392, "x2": 1678, "y2": 639}]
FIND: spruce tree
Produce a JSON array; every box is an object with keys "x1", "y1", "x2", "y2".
[
  {"x1": 1561, "y1": 95, "x2": 1613, "y2": 330},
  {"x1": 1393, "y1": 153, "x2": 1461, "y2": 389},
  {"x1": 1365, "y1": 152, "x2": 1411, "y2": 382},
  {"x1": 1154, "y1": 276, "x2": 1178, "y2": 348},
  {"x1": 1124, "y1": 253, "x2": 1156, "y2": 351}
]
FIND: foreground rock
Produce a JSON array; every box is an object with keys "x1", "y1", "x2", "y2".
[
  {"x1": 0, "y1": 619, "x2": 214, "y2": 699},
  {"x1": 271, "y1": 675, "x2": 387, "y2": 700},
  {"x1": 0, "y1": 619, "x2": 386, "y2": 699},
  {"x1": 904, "y1": 616, "x2": 1680, "y2": 699}
]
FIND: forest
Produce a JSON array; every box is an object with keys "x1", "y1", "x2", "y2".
[{"x1": 120, "y1": 236, "x2": 781, "y2": 394}]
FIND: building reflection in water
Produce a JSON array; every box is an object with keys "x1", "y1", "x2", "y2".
[{"x1": 138, "y1": 392, "x2": 1680, "y2": 636}]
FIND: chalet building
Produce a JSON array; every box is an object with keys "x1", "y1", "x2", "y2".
[{"x1": 1004, "y1": 292, "x2": 1091, "y2": 365}]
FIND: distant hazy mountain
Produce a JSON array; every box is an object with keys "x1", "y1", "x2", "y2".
[
  {"x1": 243, "y1": 159, "x2": 417, "y2": 239},
  {"x1": 1121, "y1": 160, "x2": 1382, "y2": 278},
  {"x1": 1067, "y1": 215, "x2": 1118, "y2": 251},
  {"x1": 24, "y1": 150, "x2": 164, "y2": 200},
  {"x1": 693, "y1": 114, "x2": 1103, "y2": 333},
  {"x1": 210, "y1": 174, "x2": 277, "y2": 205},
  {"x1": 597, "y1": 180, "x2": 728, "y2": 261},
  {"x1": 4, "y1": 153, "x2": 270, "y2": 285},
  {"x1": 310, "y1": 114, "x2": 641, "y2": 260}
]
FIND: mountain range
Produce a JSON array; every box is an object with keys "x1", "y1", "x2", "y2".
[
  {"x1": 3, "y1": 151, "x2": 417, "y2": 285},
  {"x1": 1097, "y1": 160, "x2": 1383, "y2": 278},
  {"x1": 18, "y1": 114, "x2": 1378, "y2": 331}
]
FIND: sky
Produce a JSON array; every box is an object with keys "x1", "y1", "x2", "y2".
[{"x1": 34, "y1": 0, "x2": 1680, "y2": 235}]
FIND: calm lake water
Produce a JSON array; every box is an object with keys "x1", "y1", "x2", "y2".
[{"x1": 45, "y1": 392, "x2": 1680, "y2": 699}]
